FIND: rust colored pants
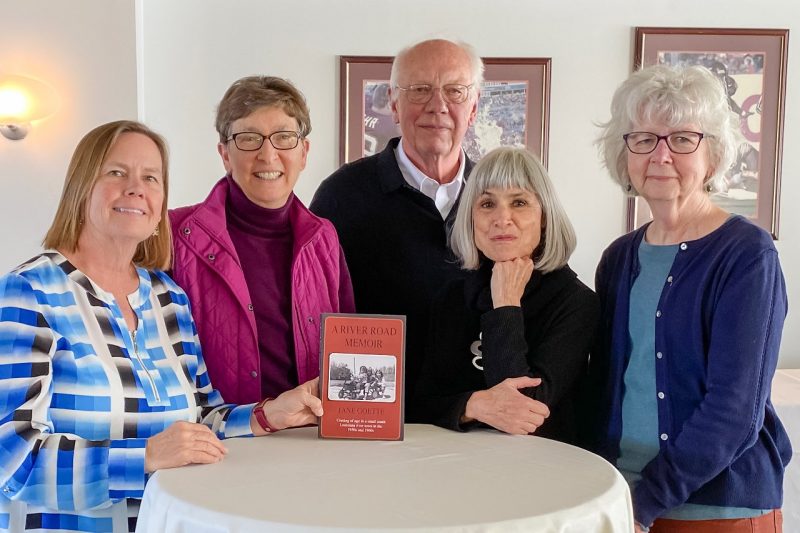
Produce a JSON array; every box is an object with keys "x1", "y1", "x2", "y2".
[{"x1": 650, "y1": 509, "x2": 782, "y2": 533}]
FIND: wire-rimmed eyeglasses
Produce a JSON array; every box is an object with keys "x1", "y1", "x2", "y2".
[
  {"x1": 623, "y1": 131, "x2": 705, "y2": 154},
  {"x1": 226, "y1": 131, "x2": 301, "y2": 151},
  {"x1": 394, "y1": 84, "x2": 474, "y2": 105}
]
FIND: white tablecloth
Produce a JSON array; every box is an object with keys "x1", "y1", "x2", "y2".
[
  {"x1": 772, "y1": 369, "x2": 800, "y2": 532},
  {"x1": 136, "y1": 424, "x2": 633, "y2": 532}
]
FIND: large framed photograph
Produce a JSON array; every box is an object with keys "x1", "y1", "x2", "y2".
[
  {"x1": 627, "y1": 27, "x2": 788, "y2": 238},
  {"x1": 339, "y1": 56, "x2": 551, "y2": 167}
]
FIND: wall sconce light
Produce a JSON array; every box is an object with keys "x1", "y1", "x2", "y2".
[{"x1": 0, "y1": 74, "x2": 59, "y2": 140}]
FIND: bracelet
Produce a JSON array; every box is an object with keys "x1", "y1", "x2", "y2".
[{"x1": 253, "y1": 397, "x2": 279, "y2": 433}]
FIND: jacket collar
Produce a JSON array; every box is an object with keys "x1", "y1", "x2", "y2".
[{"x1": 190, "y1": 176, "x2": 325, "y2": 255}]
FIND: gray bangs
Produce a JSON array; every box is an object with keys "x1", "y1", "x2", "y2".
[{"x1": 473, "y1": 149, "x2": 538, "y2": 196}]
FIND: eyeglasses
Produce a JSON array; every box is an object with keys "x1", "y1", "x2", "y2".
[
  {"x1": 623, "y1": 131, "x2": 705, "y2": 154},
  {"x1": 394, "y1": 84, "x2": 474, "y2": 105},
  {"x1": 226, "y1": 131, "x2": 301, "y2": 151}
]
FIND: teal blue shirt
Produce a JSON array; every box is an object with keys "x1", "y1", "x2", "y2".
[{"x1": 620, "y1": 239, "x2": 767, "y2": 520}]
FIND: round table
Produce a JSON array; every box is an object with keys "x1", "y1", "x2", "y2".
[{"x1": 136, "y1": 424, "x2": 633, "y2": 532}]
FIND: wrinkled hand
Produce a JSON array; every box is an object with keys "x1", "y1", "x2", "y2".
[
  {"x1": 260, "y1": 377, "x2": 324, "y2": 432},
  {"x1": 145, "y1": 421, "x2": 227, "y2": 473},
  {"x1": 464, "y1": 376, "x2": 549, "y2": 435},
  {"x1": 490, "y1": 257, "x2": 534, "y2": 308}
]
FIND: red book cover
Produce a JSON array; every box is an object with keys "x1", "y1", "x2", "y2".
[{"x1": 318, "y1": 314, "x2": 405, "y2": 440}]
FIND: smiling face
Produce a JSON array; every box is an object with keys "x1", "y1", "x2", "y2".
[
  {"x1": 627, "y1": 122, "x2": 713, "y2": 205},
  {"x1": 218, "y1": 105, "x2": 309, "y2": 209},
  {"x1": 82, "y1": 132, "x2": 164, "y2": 249},
  {"x1": 390, "y1": 40, "x2": 478, "y2": 172},
  {"x1": 473, "y1": 187, "x2": 542, "y2": 263}
]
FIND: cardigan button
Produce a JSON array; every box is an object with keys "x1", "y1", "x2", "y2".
[
  {"x1": 250, "y1": 371, "x2": 258, "y2": 378},
  {"x1": 660, "y1": 433, "x2": 668, "y2": 441},
  {"x1": 248, "y1": 304, "x2": 254, "y2": 311},
  {"x1": 656, "y1": 310, "x2": 662, "y2": 318},
  {"x1": 680, "y1": 243, "x2": 688, "y2": 251},
  {"x1": 656, "y1": 352, "x2": 663, "y2": 359},
  {"x1": 658, "y1": 392, "x2": 665, "y2": 399},
  {"x1": 182, "y1": 227, "x2": 191, "y2": 235},
  {"x1": 667, "y1": 275, "x2": 673, "y2": 283},
  {"x1": 207, "y1": 254, "x2": 216, "y2": 261},
  {"x1": 308, "y1": 317, "x2": 313, "y2": 323}
]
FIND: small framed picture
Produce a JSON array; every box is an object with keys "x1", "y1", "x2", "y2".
[
  {"x1": 628, "y1": 27, "x2": 789, "y2": 238},
  {"x1": 339, "y1": 56, "x2": 551, "y2": 167}
]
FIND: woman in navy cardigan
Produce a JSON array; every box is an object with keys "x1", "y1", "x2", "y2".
[{"x1": 594, "y1": 64, "x2": 791, "y2": 532}]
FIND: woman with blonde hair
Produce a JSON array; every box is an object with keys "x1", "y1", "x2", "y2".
[{"x1": 0, "y1": 120, "x2": 322, "y2": 532}]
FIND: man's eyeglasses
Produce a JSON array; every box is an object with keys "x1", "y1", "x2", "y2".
[
  {"x1": 394, "y1": 84, "x2": 474, "y2": 105},
  {"x1": 622, "y1": 131, "x2": 705, "y2": 155},
  {"x1": 226, "y1": 131, "x2": 301, "y2": 151}
]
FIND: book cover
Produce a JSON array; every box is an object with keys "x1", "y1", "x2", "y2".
[{"x1": 318, "y1": 313, "x2": 405, "y2": 440}]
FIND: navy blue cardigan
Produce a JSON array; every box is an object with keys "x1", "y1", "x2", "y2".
[{"x1": 591, "y1": 215, "x2": 792, "y2": 526}]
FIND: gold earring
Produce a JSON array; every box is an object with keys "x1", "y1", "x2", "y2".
[{"x1": 153, "y1": 227, "x2": 159, "y2": 237}]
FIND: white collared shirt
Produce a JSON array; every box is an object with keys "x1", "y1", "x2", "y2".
[{"x1": 395, "y1": 138, "x2": 465, "y2": 219}]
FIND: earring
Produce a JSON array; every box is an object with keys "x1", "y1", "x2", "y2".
[
  {"x1": 625, "y1": 182, "x2": 632, "y2": 192},
  {"x1": 152, "y1": 227, "x2": 160, "y2": 237},
  {"x1": 705, "y1": 183, "x2": 713, "y2": 193}
]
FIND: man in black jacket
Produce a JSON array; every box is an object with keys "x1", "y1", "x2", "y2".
[{"x1": 310, "y1": 39, "x2": 483, "y2": 419}]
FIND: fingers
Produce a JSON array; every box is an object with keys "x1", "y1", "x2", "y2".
[
  {"x1": 473, "y1": 381, "x2": 551, "y2": 435},
  {"x1": 305, "y1": 395, "x2": 324, "y2": 417},
  {"x1": 301, "y1": 376, "x2": 321, "y2": 397},
  {"x1": 145, "y1": 422, "x2": 227, "y2": 472},
  {"x1": 490, "y1": 258, "x2": 534, "y2": 308},
  {"x1": 194, "y1": 427, "x2": 228, "y2": 456},
  {"x1": 505, "y1": 376, "x2": 542, "y2": 390}
]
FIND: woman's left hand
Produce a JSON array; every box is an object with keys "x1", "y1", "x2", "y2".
[
  {"x1": 490, "y1": 257, "x2": 534, "y2": 308},
  {"x1": 255, "y1": 377, "x2": 324, "y2": 434}
]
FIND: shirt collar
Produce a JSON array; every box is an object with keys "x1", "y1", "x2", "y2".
[{"x1": 395, "y1": 138, "x2": 466, "y2": 218}]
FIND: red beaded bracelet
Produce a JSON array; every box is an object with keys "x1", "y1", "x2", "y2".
[{"x1": 253, "y1": 397, "x2": 279, "y2": 433}]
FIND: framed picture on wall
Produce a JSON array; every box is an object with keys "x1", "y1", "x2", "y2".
[
  {"x1": 627, "y1": 27, "x2": 789, "y2": 238},
  {"x1": 339, "y1": 56, "x2": 551, "y2": 167}
]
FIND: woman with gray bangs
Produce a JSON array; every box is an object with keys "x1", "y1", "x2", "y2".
[
  {"x1": 414, "y1": 146, "x2": 599, "y2": 443},
  {"x1": 593, "y1": 65, "x2": 789, "y2": 532}
]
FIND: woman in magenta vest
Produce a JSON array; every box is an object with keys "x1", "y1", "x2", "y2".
[{"x1": 171, "y1": 76, "x2": 354, "y2": 405}]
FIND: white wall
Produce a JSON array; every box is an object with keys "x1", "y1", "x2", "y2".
[
  {"x1": 2, "y1": 0, "x2": 799, "y2": 366},
  {"x1": 0, "y1": 0, "x2": 138, "y2": 269}
]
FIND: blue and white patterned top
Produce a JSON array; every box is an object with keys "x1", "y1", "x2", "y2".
[{"x1": 0, "y1": 252, "x2": 255, "y2": 532}]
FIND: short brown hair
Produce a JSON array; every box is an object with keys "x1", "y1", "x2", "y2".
[
  {"x1": 43, "y1": 120, "x2": 172, "y2": 270},
  {"x1": 215, "y1": 76, "x2": 311, "y2": 142}
]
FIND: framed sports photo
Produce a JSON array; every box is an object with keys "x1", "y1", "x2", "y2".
[
  {"x1": 628, "y1": 27, "x2": 789, "y2": 238},
  {"x1": 339, "y1": 56, "x2": 551, "y2": 167}
]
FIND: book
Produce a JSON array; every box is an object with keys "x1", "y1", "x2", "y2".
[{"x1": 318, "y1": 313, "x2": 405, "y2": 440}]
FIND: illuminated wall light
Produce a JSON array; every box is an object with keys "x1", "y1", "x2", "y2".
[{"x1": 0, "y1": 74, "x2": 59, "y2": 140}]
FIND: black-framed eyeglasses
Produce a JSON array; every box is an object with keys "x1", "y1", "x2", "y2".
[
  {"x1": 226, "y1": 131, "x2": 301, "y2": 151},
  {"x1": 394, "y1": 83, "x2": 474, "y2": 105},
  {"x1": 623, "y1": 131, "x2": 705, "y2": 155}
]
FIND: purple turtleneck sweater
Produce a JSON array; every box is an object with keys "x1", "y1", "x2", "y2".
[{"x1": 226, "y1": 176, "x2": 297, "y2": 397}]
